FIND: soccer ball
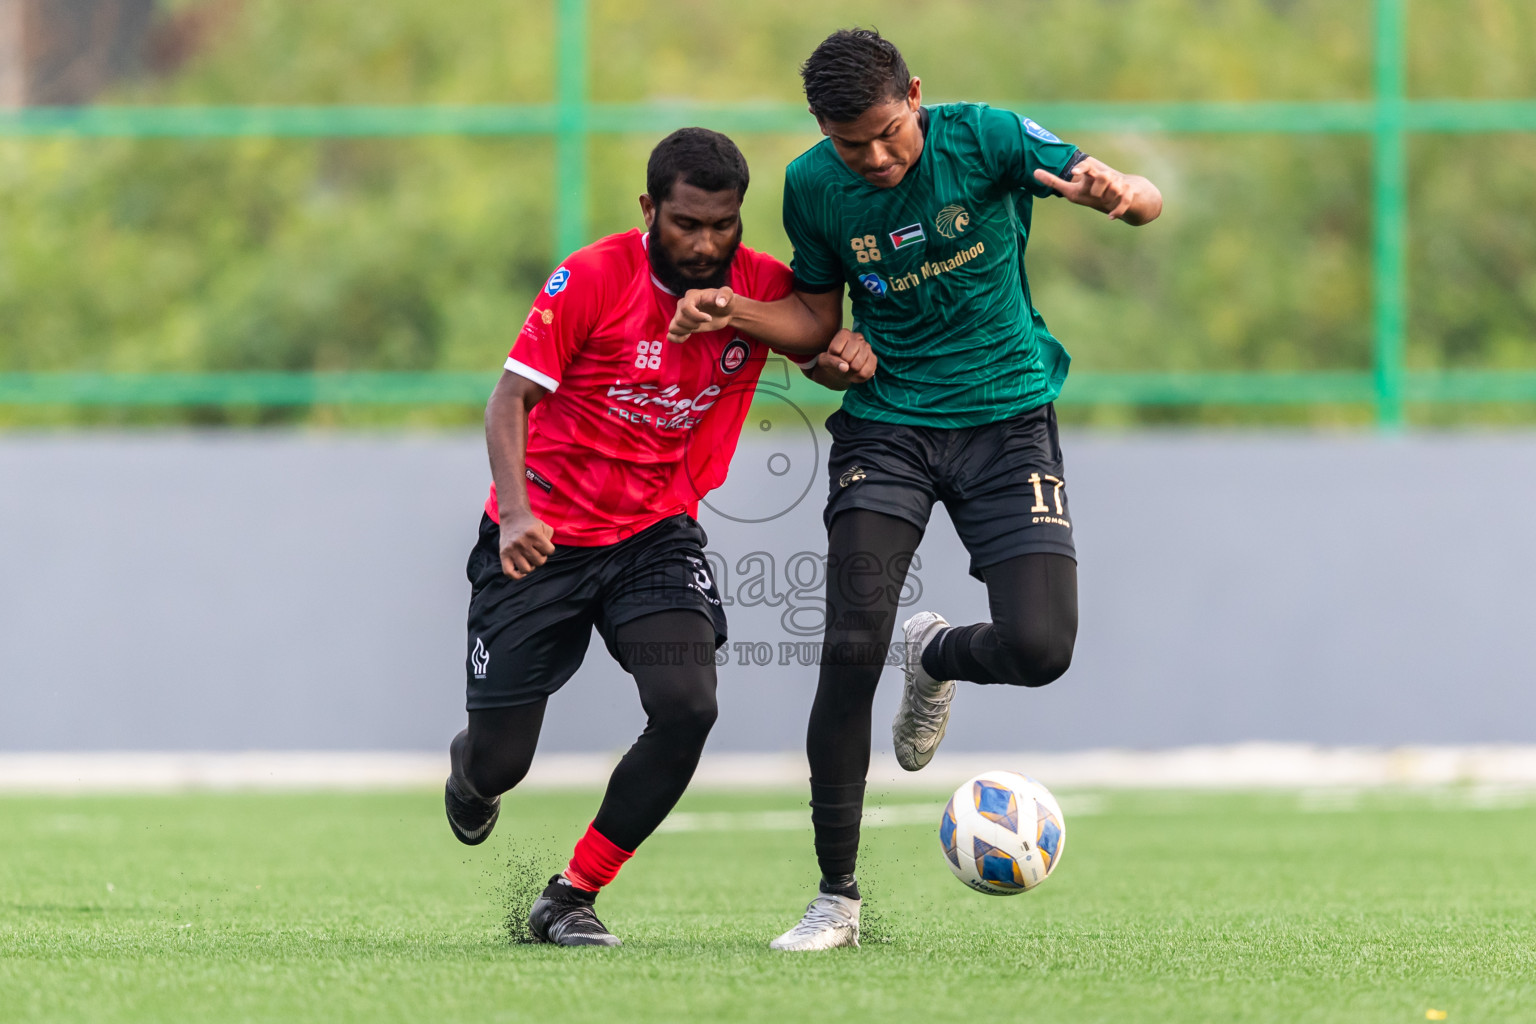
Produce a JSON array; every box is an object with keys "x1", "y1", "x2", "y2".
[{"x1": 939, "y1": 770, "x2": 1066, "y2": 895}]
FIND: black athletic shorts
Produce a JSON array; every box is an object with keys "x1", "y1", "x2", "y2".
[
  {"x1": 823, "y1": 403, "x2": 1076, "y2": 580},
  {"x1": 464, "y1": 512, "x2": 727, "y2": 710}
]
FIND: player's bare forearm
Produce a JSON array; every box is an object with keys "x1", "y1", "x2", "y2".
[
  {"x1": 728, "y1": 292, "x2": 841, "y2": 354},
  {"x1": 1034, "y1": 158, "x2": 1163, "y2": 226},
  {"x1": 485, "y1": 372, "x2": 538, "y2": 515},
  {"x1": 1117, "y1": 175, "x2": 1162, "y2": 226},
  {"x1": 668, "y1": 286, "x2": 842, "y2": 352},
  {"x1": 484, "y1": 370, "x2": 556, "y2": 577}
]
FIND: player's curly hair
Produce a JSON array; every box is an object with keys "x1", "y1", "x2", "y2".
[
  {"x1": 646, "y1": 128, "x2": 750, "y2": 206},
  {"x1": 801, "y1": 28, "x2": 911, "y2": 124}
]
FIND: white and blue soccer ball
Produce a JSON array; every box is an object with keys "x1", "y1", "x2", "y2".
[{"x1": 939, "y1": 770, "x2": 1066, "y2": 895}]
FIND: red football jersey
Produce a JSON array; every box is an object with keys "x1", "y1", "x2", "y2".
[{"x1": 486, "y1": 229, "x2": 799, "y2": 546}]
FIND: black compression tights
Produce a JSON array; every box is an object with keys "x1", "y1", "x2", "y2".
[
  {"x1": 461, "y1": 609, "x2": 719, "y2": 853},
  {"x1": 807, "y1": 509, "x2": 1078, "y2": 880}
]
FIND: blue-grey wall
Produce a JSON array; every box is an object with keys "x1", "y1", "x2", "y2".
[{"x1": 2, "y1": 429, "x2": 1533, "y2": 753}]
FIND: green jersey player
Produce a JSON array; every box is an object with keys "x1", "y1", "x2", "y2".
[{"x1": 669, "y1": 28, "x2": 1162, "y2": 951}]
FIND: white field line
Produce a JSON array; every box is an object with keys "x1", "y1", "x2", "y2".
[
  {"x1": 658, "y1": 795, "x2": 1106, "y2": 834},
  {"x1": 3, "y1": 744, "x2": 1536, "y2": 793}
]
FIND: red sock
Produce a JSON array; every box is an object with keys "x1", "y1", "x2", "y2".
[{"x1": 563, "y1": 823, "x2": 634, "y2": 893}]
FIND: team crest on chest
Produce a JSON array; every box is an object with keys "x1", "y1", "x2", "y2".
[
  {"x1": 720, "y1": 336, "x2": 751, "y2": 374},
  {"x1": 935, "y1": 204, "x2": 971, "y2": 239}
]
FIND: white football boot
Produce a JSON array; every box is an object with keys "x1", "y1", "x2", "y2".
[
  {"x1": 769, "y1": 892, "x2": 861, "y2": 951},
  {"x1": 892, "y1": 611, "x2": 955, "y2": 771}
]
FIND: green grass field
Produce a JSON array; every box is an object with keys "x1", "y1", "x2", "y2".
[{"x1": 2, "y1": 786, "x2": 1533, "y2": 1023}]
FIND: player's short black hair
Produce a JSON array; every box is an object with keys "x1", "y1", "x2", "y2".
[
  {"x1": 646, "y1": 128, "x2": 750, "y2": 207},
  {"x1": 801, "y1": 28, "x2": 911, "y2": 124}
]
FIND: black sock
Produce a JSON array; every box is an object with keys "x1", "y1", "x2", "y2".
[
  {"x1": 819, "y1": 873, "x2": 861, "y2": 900},
  {"x1": 545, "y1": 874, "x2": 597, "y2": 903},
  {"x1": 919, "y1": 626, "x2": 950, "y2": 680},
  {"x1": 810, "y1": 779, "x2": 866, "y2": 879},
  {"x1": 922, "y1": 623, "x2": 987, "y2": 681}
]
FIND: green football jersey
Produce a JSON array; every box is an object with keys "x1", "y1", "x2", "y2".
[{"x1": 783, "y1": 102, "x2": 1082, "y2": 428}]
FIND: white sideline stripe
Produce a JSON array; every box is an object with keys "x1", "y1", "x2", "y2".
[
  {"x1": 658, "y1": 796, "x2": 1106, "y2": 834},
  {"x1": 4, "y1": 744, "x2": 1536, "y2": 793}
]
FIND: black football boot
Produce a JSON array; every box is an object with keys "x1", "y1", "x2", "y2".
[
  {"x1": 444, "y1": 729, "x2": 500, "y2": 846},
  {"x1": 527, "y1": 875, "x2": 622, "y2": 947}
]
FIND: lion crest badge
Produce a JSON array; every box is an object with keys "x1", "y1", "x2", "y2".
[{"x1": 935, "y1": 204, "x2": 971, "y2": 240}]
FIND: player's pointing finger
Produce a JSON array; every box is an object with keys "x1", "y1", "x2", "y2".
[{"x1": 1033, "y1": 168, "x2": 1068, "y2": 192}]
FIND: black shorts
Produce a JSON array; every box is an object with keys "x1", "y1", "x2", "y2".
[
  {"x1": 464, "y1": 513, "x2": 727, "y2": 710},
  {"x1": 823, "y1": 403, "x2": 1076, "y2": 580}
]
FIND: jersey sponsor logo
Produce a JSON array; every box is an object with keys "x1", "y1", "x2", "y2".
[
  {"x1": 519, "y1": 308, "x2": 552, "y2": 344},
  {"x1": 889, "y1": 223, "x2": 926, "y2": 249},
  {"x1": 635, "y1": 339, "x2": 664, "y2": 370},
  {"x1": 605, "y1": 381, "x2": 723, "y2": 431},
  {"x1": 524, "y1": 466, "x2": 554, "y2": 493},
  {"x1": 935, "y1": 204, "x2": 971, "y2": 239},
  {"x1": 470, "y1": 638, "x2": 490, "y2": 679},
  {"x1": 544, "y1": 266, "x2": 571, "y2": 296},
  {"x1": 720, "y1": 337, "x2": 751, "y2": 374},
  {"x1": 858, "y1": 272, "x2": 888, "y2": 298},
  {"x1": 919, "y1": 241, "x2": 986, "y2": 281},
  {"x1": 849, "y1": 234, "x2": 884, "y2": 263},
  {"x1": 1021, "y1": 117, "x2": 1061, "y2": 144}
]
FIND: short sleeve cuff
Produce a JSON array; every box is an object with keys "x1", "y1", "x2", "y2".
[
  {"x1": 792, "y1": 275, "x2": 842, "y2": 295},
  {"x1": 505, "y1": 357, "x2": 559, "y2": 392},
  {"x1": 1047, "y1": 150, "x2": 1088, "y2": 197}
]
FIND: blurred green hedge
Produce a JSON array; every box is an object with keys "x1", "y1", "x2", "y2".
[{"x1": 0, "y1": 0, "x2": 1532, "y2": 426}]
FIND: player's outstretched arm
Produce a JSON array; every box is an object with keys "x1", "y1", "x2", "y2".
[
  {"x1": 1034, "y1": 157, "x2": 1163, "y2": 226},
  {"x1": 485, "y1": 371, "x2": 556, "y2": 580},
  {"x1": 667, "y1": 287, "x2": 842, "y2": 354}
]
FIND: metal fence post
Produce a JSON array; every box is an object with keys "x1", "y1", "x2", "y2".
[
  {"x1": 554, "y1": 0, "x2": 590, "y2": 266},
  {"x1": 1372, "y1": 0, "x2": 1407, "y2": 428}
]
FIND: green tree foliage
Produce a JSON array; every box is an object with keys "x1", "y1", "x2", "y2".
[{"x1": 0, "y1": 0, "x2": 1531, "y2": 425}]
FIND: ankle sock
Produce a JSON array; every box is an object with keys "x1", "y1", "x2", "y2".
[
  {"x1": 819, "y1": 873, "x2": 861, "y2": 901},
  {"x1": 810, "y1": 779, "x2": 866, "y2": 879},
  {"x1": 922, "y1": 623, "x2": 987, "y2": 682},
  {"x1": 563, "y1": 822, "x2": 633, "y2": 893}
]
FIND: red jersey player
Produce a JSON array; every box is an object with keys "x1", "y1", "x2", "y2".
[{"x1": 442, "y1": 129, "x2": 876, "y2": 947}]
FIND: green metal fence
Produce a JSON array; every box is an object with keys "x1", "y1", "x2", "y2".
[{"x1": 1, "y1": 0, "x2": 1533, "y2": 424}]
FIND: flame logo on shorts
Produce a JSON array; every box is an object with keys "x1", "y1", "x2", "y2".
[{"x1": 935, "y1": 204, "x2": 970, "y2": 240}]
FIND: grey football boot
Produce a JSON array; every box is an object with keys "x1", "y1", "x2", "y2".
[
  {"x1": 769, "y1": 892, "x2": 861, "y2": 951},
  {"x1": 891, "y1": 611, "x2": 955, "y2": 771}
]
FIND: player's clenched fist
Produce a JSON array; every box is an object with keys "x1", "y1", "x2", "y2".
[
  {"x1": 499, "y1": 509, "x2": 556, "y2": 579},
  {"x1": 668, "y1": 286, "x2": 736, "y2": 343},
  {"x1": 816, "y1": 329, "x2": 877, "y2": 389}
]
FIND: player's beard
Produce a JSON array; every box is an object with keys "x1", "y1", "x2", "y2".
[{"x1": 647, "y1": 221, "x2": 741, "y2": 296}]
